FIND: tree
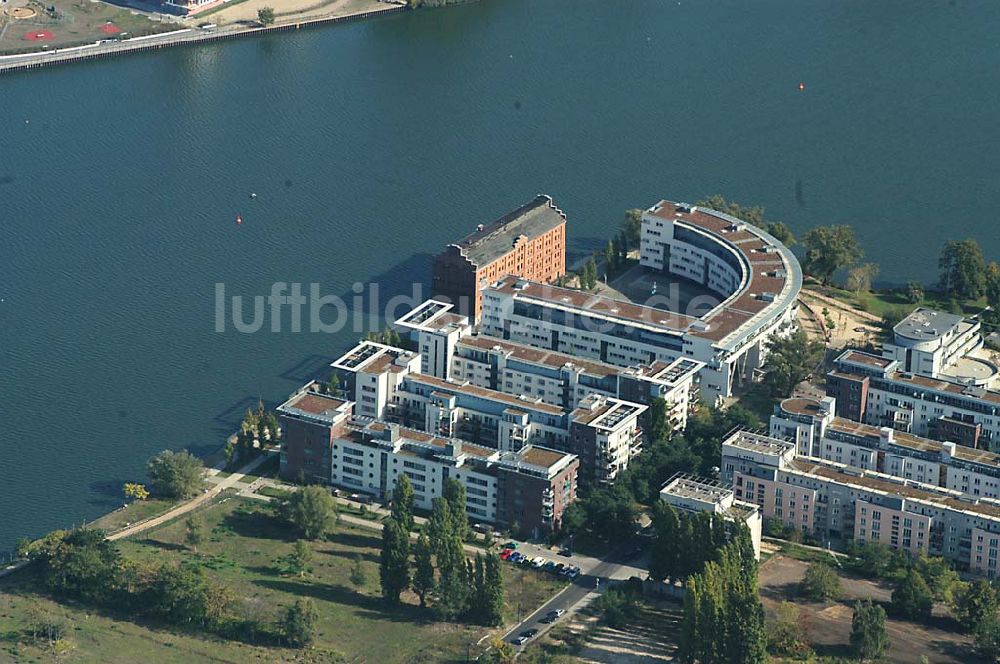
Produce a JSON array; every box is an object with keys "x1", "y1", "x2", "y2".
[
  {"x1": 846, "y1": 262, "x2": 879, "y2": 294},
  {"x1": 761, "y1": 329, "x2": 824, "y2": 398},
  {"x1": 622, "y1": 208, "x2": 643, "y2": 249},
  {"x1": 349, "y1": 553, "x2": 367, "y2": 590},
  {"x1": 851, "y1": 600, "x2": 889, "y2": 661},
  {"x1": 646, "y1": 396, "x2": 673, "y2": 444},
  {"x1": 257, "y1": 6, "x2": 276, "y2": 25},
  {"x1": 151, "y1": 563, "x2": 229, "y2": 628},
  {"x1": 801, "y1": 224, "x2": 863, "y2": 284},
  {"x1": 184, "y1": 515, "x2": 204, "y2": 553},
  {"x1": 939, "y1": 238, "x2": 986, "y2": 300},
  {"x1": 443, "y1": 477, "x2": 468, "y2": 542},
  {"x1": 379, "y1": 518, "x2": 411, "y2": 604},
  {"x1": 326, "y1": 371, "x2": 341, "y2": 396},
  {"x1": 976, "y1": 615, "x2": 1000, "y2": 661},
  {"x1": 146, "y1": 450, "x2": 204, "y2": 499},
  {"x1": 435, "y1": 533, "x2": 470, "y2": 620},
  {"x1": 482, "y1": 552, "x2": 505, "y2": 626},
  {"x1": 287, "y1": 539, "x2": 312, "y2": 578},
  {"x1": 905, "y1": 281, "x2": 925, "y2": 304},
  {"x1": 427, "y1": 497, "x2": 451, "y2": 556},
  {"x1": 800, "y1": 562, "x2": 841, "y2": 601},
  {"x1": 412, "y1": 532, "x2": 435, "y2": 608},
  {"x1": 766, "y1": 221, "x2": 796, "y2": 247},
  {"x1": 891, "y1": 569, "x2": 934, "y2": 620},
  {"x1": 123, "y1": 482, "x2": 149, "y2": 501},
  {"x1": 649, "y1": 502, "x2": 682, "y2": 583},
  {"x1": 276, "y1": 486, "x2": 337, "y2": 539},
  {"x1": 986, "y1": 262, "x2": 1000, "y2": 311},
  {"x1": 486, "y1": 636, "x2": 515, "y2": 664},
  {"x1": 391, "y1": 474, "x2": 415, "y2": 534},
  {"x1": 914, "y1": 554, "x2": 960, "y2": 605},
  {"x1": 604, "y1": 240, "x2": 616, "y2": 273},
  {"x1": 283, "y1": 598, "x2": 318, "y2": 647},
  {"x1": 955, "y1": 580, "x2": 998, "y2": 632},
  {"x1": 768, "y1": 601, "x2": 810, "y2": 658},
  {"x1": 36, "y1": 528, "x2": 122, "y2": 605}
]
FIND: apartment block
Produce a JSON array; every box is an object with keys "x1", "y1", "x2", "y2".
[
  {"x1": 431, "y1": 195, "x2": 567, "y2": 321},
  {"x1": 771, "y1": 395, "x2": 1000, "y2": 499},
  {"x1": 450, "y1": 334, "x2": 701, "y2": 425},
  {"x1": 568, "y1": 395, "x2": 647, "y2": 483},
  {"x1": 721, "y1": 430, "x2": 1000, "y2": 577},
  {"x1": 276, "y1": 388, "x2": 354, "y2": 483},
  {"x1": 394, "y1": 299, "x2": 472, "y2": 380},
  {"x1": 330, "y1": 341, "x2": 420, "y2": 420},
  {"x1": 478, "y1": 202, "x2": 799, "y2": 404},
  {"x1": 829, "y1": 348, "x2": 1000, "y2": 450}
]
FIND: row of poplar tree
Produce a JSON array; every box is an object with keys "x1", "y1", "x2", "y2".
[
  {"x1": 379, "y1": 475, "x2": 505, "y2": 625},
  {"x1": 647, "y1": 503, "x2": 767, "y2": 664}
]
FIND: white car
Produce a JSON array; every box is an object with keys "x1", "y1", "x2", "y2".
[{"x1": 531, "y1": 556, "x2": 547, "y2": 568}]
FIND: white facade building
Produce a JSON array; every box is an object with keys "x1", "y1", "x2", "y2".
[{"x1": 479, "y1": 200, "x2": 800, "y2": 404}]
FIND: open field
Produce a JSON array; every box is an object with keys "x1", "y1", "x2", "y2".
[
  {"x1": 0, "y1": 0, "x2": 179, "y2": 55},
  {"x1": 0, "y1": 497, "x2": 564, "y2": 663},
  {"x1": 521, "y1": 600, "x2": 681, "y2": 664},
  {"x1": 759, "y1": 554, "x2": 980, "y2": 664}
]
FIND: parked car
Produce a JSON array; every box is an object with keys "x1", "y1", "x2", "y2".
[
  {"x1": 512, "y1": 635, "x2": 529, "y2": 646},
  {"x1": 541, "y1": 561, "x2": 556, "y2": 572},
  {"x1": 503, "y1": 541, "x2": 519, "y2": 550},
  {"x1": 531, "y1": 556, "x2": 546, "y2": 568},
  {"x1": 541, "y1": 608, "x2": 565, "y2": 624},
  {"x1": 508, "y1": 552, "x2": 524, "y2": 563},
  {"x1": 558, "y1": 548, "x2": 573, "y2": 557},
  {"x1": 553, "y1": 563, "x2": 566, "y2": 574},
  {"x1": 563, "y1": 566, "x2": 581, "y2": 580},
  {"x1": 521, "y1": 629, "x2": 538, "y2": 639},
  {"x1": 499, "y1": 549, "x2": 513, "y2": 560}
]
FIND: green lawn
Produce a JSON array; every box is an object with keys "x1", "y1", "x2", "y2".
[
  {"x1": 87, "y1": 498, "x2": 177, "y2": 534},
  {"x1": 0, "y1": 498, "x2": 564, "y2": 663},
  {"x1": 809, "y1": 282, "x2": 987, "y2": 320}
]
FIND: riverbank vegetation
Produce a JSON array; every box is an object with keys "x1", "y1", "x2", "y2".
[{"x1": 0, "y1": 494, "x2": 560, "y2": 662}]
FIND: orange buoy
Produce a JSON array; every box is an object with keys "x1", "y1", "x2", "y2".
[
  {"x1": 236, "y1": 214, "x2": 243, "y2": 225},
  {"x1": 798, "y1": 82, "x2": 805, "y2": 91}
]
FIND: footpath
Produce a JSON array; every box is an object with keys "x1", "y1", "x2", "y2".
[{"x1": 0, "y1": 3, "x2": 405, "y2": 74}]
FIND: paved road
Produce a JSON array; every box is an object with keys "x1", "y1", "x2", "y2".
[{"x1": 502, "y1": 545, "x2": 646, "y2": 653}]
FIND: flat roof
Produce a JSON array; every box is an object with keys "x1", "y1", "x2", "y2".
[
  {"x1": 838, "y1": 349, "x2": 894, "y2": 369},
  {"x1": 457, "y1": 335, "x2": 619, "y2": 378},
  {"x1": 661, "y1": 473, "x2": 733, "y2": 504},
  {"x1": 447, "y1": 195, "x2": 566, "y2": 268},
  {"x1": 894, "y1": 307, "x2": 966, "y2": 342},
  {"x1": 628, "y1": 357, "x2": 705, "y2": 385},
  {"x1": 778, "y1": 396, "x2": 835, "y2": 418},
  {"x1": 395, "y1": 299, "x2": 469, "y2": 334},
  {"x1": 571, "y1": 397, "x2": 645, "y2": 429},
  {"x1": 332, "y1": 340, "x2": 415, "y2": 373},
  {"x1": 519, "y1": 445, "x2": 571, "y2": 469},
  {"x1": 277, "y1": 391, "x2": 351, "y2": 423},
  {"x1": 723, "y1": 430, "x2": 796, "y2": 456},
  {"x1": 407, "y1": 373, "x2": 565, "y2": 415}
]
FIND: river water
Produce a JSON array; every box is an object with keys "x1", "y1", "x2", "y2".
[{"x1": 2, "y1": 0, "x2": 999, "y2": 550}]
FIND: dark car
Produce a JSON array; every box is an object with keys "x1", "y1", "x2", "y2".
[
  {"x1": 521, "y1": 629, "x2": 539, "y2": 639},
  {"x1": 558, "y1": 548, "x2": 572, "y2": 557},
  {"x1": 541, "y1": 609, "x2": 565, "y2": 624}
]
